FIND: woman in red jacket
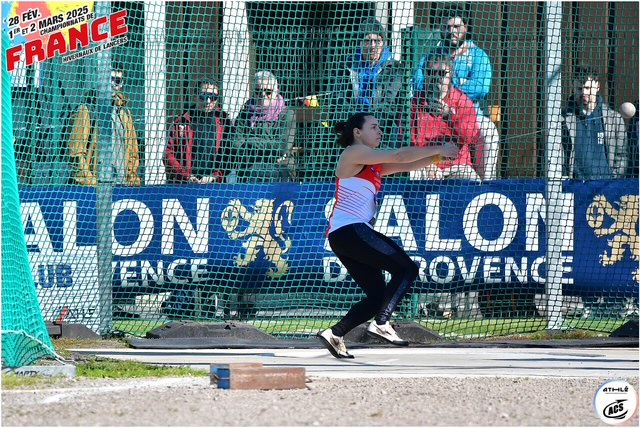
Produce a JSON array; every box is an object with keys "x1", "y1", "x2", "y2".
[{"x1": 165, "y1": 80, "x2": 233, "y2": 184}]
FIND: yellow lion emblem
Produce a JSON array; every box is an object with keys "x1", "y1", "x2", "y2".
[
  {"x1": 586, "y1": 194, "x2": 639, "y2": 283},
  {"x1": 221, "y1": 199, "x2": 294, "y2": 278}
]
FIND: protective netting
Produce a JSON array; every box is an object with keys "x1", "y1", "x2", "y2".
[
  {"x1": 2, "y1": 2, "x2": 638, "y2": 342},
  {"x1": 2, "y1": 31, "x2": 57, "y2": 368}
]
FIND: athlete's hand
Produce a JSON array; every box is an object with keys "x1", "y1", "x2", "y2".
[{"x1": 438, "y1": 141, "x2": 459, "y2": 160}]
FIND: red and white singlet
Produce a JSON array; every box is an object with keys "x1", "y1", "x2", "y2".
[{"x1": 327, "y1": 164, "x2": 382, "y2": 234}]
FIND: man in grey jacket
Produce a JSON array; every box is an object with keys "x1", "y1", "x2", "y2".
[{"x1": 562, "y1": 66, "x2": 627, "y2": 179}]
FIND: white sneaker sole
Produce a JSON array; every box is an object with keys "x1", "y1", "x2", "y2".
[
  {"x1": 366, "y1": 325, "x2": 409, "y2": 347},
  {"x1": 316, "y1": 331, "x2": 355, "y2": 359}
]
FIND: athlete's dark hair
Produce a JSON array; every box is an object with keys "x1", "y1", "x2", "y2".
[{"x1": 334, "y1": 112, "x2": 372, "y2": 148}]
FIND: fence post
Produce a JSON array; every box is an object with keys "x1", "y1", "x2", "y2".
[
  {"x1": 144, "y1": 1, "x2": 167, "y2": 185},
  {"x1": 95, "y1": 1, "x2": 114, "y2": 336},
  {"x1": 544, "y1": 2, "x2": 564, "y2": 330}
]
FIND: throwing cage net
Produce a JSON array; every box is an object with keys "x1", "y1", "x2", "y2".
[{"x1": 2, "y1": 2, "x2": 638, "y2": 350}]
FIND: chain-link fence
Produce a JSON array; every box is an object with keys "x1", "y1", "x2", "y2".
[{"x1": 3, "y1": 2, "x2": 638, "y2": 340}]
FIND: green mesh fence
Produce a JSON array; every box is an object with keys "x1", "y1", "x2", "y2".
[
  {"x1": 2, "y1": 2, "x2": 638, "y2": 342},
  {"x1": 2, "y1": 31, "x2": 57, "y2": 368}
]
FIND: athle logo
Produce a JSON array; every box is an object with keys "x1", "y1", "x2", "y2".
[
  {"x1": 594, "y1": 380, "x2": 638, "y2": 425},
  {"x1": 221, "y1": 199, "x2": 294, "y2": 278},
  {"x1": 586, "y1": 195, "x2": 639, "y2": 283}
]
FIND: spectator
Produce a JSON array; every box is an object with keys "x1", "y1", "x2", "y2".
[
  {"x1": 164, "y1": 79, "x2": 233, "y2": 184},
  {"x1": 326, "y1": 17, "x2": 404, "y2": 148},
  {"x1": 413, "y1": 8, "x2": 491, "y2": 112},
  {"x1": 232, "y1": 70, "x2": 296, "y2": 182},
  {"x1": 413, "y1": 7, "x2": 499, "y2": 179},
  {"x1": 410, "y1": 50, "x2": 483, "y2": 180},
  {"x1": 68, "y1": 65, "x2": 140, "y2": 186},
  {"x1": 562, "y1": 66, "x2": 627, "y2": 179}
]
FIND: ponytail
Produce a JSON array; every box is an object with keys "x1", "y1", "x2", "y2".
[{"x1": 334, "y1": 112, "x2": 371, "y2": 148}]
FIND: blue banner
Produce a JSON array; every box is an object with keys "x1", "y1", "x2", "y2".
[{"x1": 20, "y1": 179, "x2": 639, "y2": 298}]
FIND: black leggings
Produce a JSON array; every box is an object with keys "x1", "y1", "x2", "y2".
[{"x1": 328, "y1": 223, "x2": 419, "y2": 337}]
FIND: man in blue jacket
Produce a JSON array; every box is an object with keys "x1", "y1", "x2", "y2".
[{"x1": 413, "y1": 9, "x2": 491, "y2": 113}]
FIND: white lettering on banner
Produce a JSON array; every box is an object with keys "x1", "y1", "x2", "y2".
[
  {"x1": 323, "y1": 256, "x2": 348, "y2": 282},
  {"x1": 425, "y1": 194, "x2": 461, "y2": 251},
  {"x1": 191, "y1": 258, "x2": 209, "y2": 282},
  {"x1": 115, "y1": 260, "x2": 138, "y2": 286},
  {"x1": 458, "y1": 255, "x2": 481, "y2": 283},
  {"x1": 412, "y1": 256, "x2": 428, "y2": 282},
  {"x1": 63, "y1": 201, "x2": 96, "y2": 253},
  {"x1": 376, "y1": 195, "x2": 418, "y2": 251},
  {"x1": 167, "y1": 258, "x2": 189, "y2": 284},
  {"x1": 484, "y1": 256, "x2": 502, "y2": 283},
  {"x1": 323, "y1": 255, "x2": 429, "y2": 283},
  {"x1": 505, "y1": 257, "x2": 528, "y2": 283},
  {"x1": 161, "y1": 198, "x2": 209, "y2": 255},
  {"x1": 112, "y1": 199, "x2": 154, "y2": 256},
  {"x1": 429, "y1": 256, "x2": 456, "y2": 283},
  {"x1": 531, "y1": 256, "x2": 545, "y2": 283},
  {"x1": 526, "y1": 193, "x2": 574, "y2": 252},
  {"x1": 563, "y1": 256, "x2": 574, "y2": 284},
  {"x1": 323, "y1": 254, "x2": 573, "y2": 285},
  {"x1": 112, "y1": 258, "x2": 214, "y2": 287},
  {"x1": 22, "y1": 202, "x2": 55, "y2": 254},
  {"x1": 140, "y1": 259, "x2": 164, "y2": 287},
  {"x1": 21, "y1": 190, "x2": 577, "y2": 294},
  {"x1": 464, "y1": 193, "x2": 518, "y2": 251}
]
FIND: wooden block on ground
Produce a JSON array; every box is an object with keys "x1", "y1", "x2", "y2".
[{"x1": 211, "y1": 365, "x2": 306, "y2": 390}]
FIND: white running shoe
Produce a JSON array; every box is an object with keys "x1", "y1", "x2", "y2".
[
  {"x1": 316, "y1": 328, "x2": 354, "y2": 359},
  {"x1": 366, "y1": 321, "x2": 409, "y2": 346}
]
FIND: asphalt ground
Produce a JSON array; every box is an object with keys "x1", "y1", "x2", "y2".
[
  {"x1": 70, "y1": 344, "x2": 638, "y2": 379},
  {"x1": 4, "y1": 341, "x2": 637, "y2": 426}
]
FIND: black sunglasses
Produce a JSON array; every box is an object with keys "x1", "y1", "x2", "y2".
[
  {"x1": 255, "y1": 88, "x2": 274, "y2": 96},
  {"x1": 199, "y1": 92, "x2": 219, "y2": 102},
  {"x1": 426, "y1": 69, "x2": 449, "y2": 78}
]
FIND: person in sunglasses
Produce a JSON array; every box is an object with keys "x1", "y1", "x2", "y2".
[
  {"x1": 164, "y1": 79, "x2": 233, "y2": 184},
  {"x1": 68, "y1": 64, "x2": 141, "y2": 186},
  {"x1": 232, "y1": 70, "x2": 296, "y2": 182},
  {"x1": 410, "y1": 49, "x2": 483, "y2": 181}
]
